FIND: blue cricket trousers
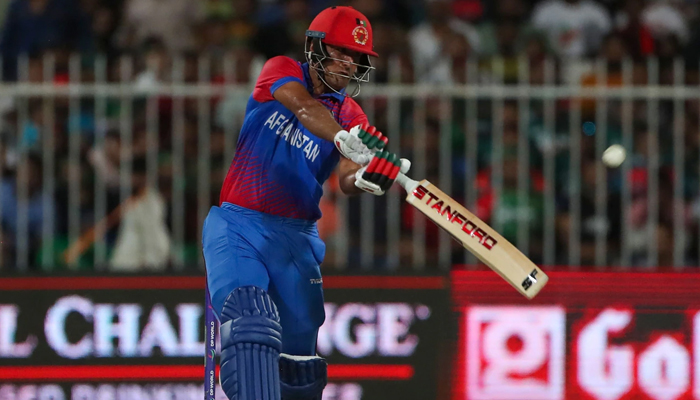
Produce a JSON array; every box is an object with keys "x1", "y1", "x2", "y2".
[{"x1": 202, "y1": 202, "x2": 326, "y2": 356}]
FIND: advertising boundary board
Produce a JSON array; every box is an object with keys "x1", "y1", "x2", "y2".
[
  {"x1": 0, "y1": 273, "x2": 451, "y2": 400},
  {"x1": 450, "y1": 268, "x2": 700, "y2": 400}
]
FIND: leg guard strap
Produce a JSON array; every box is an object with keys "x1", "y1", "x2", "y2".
[{"x1": 279, "y1": 354, "x2": 328, "y2": 400}]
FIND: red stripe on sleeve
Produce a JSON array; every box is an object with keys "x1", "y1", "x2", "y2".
[{"x1": 340, "y1": 96, "x2": 370, "y2": 130}]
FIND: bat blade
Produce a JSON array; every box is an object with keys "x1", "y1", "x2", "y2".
[{"x1": 405, "y1": 179, "x2": 548, "y2": 299}]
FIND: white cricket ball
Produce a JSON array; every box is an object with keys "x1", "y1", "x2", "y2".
[{"x1": 602, "y1": 144, "x2": 626, "y2": 168}]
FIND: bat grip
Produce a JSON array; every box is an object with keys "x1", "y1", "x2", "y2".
[{"x1": 395, "y1": 172, "x2": 420, "y2": 194}]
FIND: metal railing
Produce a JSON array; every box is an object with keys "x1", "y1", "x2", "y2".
[{"x1": 1, "y1": 54, "x2": 699, "y2": 272}]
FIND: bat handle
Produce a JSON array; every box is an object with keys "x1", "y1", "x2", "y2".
[{"x1": 395, "y1": 172, "x2": 420, "y2": 194}]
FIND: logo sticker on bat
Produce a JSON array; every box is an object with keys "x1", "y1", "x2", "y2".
[
  {"x1": 412, "y1": 185, "x2": 498, "y2": 250},
  {"x1": 521, "y1": 269, "x2": 538, "y2": 291}
]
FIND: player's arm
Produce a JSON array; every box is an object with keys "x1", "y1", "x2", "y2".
[
  {"x1": 273, "y1": 82, "x2": 388, "y2": 165},
  {"x1": 337, "y1": 157, "x2": 364, "y2": 195},
  {"x1": 273, "y1": 81, "x2": 346, "y2": 143},
  {"x1": 273, "y1": 81, "x2": 388, "y2": 165},
  {"x1": 256, "y1": 56, "x2": 386, "y2": 164}
]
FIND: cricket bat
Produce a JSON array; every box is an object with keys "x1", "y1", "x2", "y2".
[{"x1": 395, "y1": 173, "x2": 548, "y2": 299}]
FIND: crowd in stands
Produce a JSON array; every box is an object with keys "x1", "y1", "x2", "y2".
[{"x1": 1, "y1": 0, "x2": 699, "y2": 271}]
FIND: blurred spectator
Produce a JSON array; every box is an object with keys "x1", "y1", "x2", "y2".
[
  {"x1": 475, "y1": 146, "x2": 545, "y2": 253},
  {"x1": 344, "y1": 0, "x2": 384, "y2": 21},
  {"x1": 531, "y1": 0, "x2": 611, "y2": 58},
  {"x1": 626, "y1": 166, "x2": 685, "y2": 265},
  {"x1": 443, "y1": 30, "x2": 472, "y2": 84},
  {"x1": 133, "y1": 37, "x2": 170, "y2": 89},
  {"x1": 201, "y1": 16, "x2": 232, "y2": 61},
  {"x1": 398, "y1": 117, "x2": 443, "y2": 265},
  {"x1": 580, "y1": 32, "x2": 629, "y2": 114},
  {"x1": 556, "y1": 152, "x2": 621, "y2": 265},
  {"x1": 228, "y1": 0, "x2": 257, "y2": 50},
  {"x1": 408, "y1": 0, "x2": 480, "y2": 84},
  {"x1": 615, "y1": 0, "x2": 656, "y2": 59},
  {"x1": 655, "y1": 222, "x2": 676, "y2": 267},
  {"x1": 27, "y1": 54, "x2": 44, "y2": 83},
  {"x1": 478, "y1": 0, "x2": 532, "y2": 57},
  {"x1": 18, "y1": 99, "x2": 44, "y2": 153},
  {"x1": 0, "y1": 153, "x2": 58, "y2": 267},
  {"x1": 0, "y1": 0, "x2": 94, "y2": 81},
  {"x1": 623, "y1": 119, "x2": 690, "y2": 264},
  {"x1": 117, "y1": 0, "x2": 204, "y2": 53},
  {"x1": 87, "y1": 129, "x2": 124, "y2": 191},
  {"x1": 472, "y1": 102, "x2": 546, "y2": 259},
  {"x1": 109, "y1": 156, "x2": 171, "y2": 271},
  {"x1": 656, "y1": 32, "x2": 682, "y2": 84},
  {"x1": 253, "y1": 0, "x2": 288, "y2": 27},
  {"x1": 479, "y1": 0, "x2": 539, "y2": 84},
  {"x1": 523, "y1": 31, "x2": 554, "y2": 85},
  {"x1": 641, "y1": 0, "x2": 688, "y2": 44},
  {"x1": 86, "y1": 0, "x2": 124, "y2": 58},
  {"x1": 452, "y1": 0, "x2": 484, "y2": 22},
  {"x1": 684, "y1": 11, "x2": 700, "y2": 75},
  {"x1": 344, "y1": 0, "x2": 414, "y2": 27},
  {"x1": 367, "y1": 20, "x2": 413, "y2": 83},
  {"x1": 252, "y1": 0, "x2": 310, "y2": 60}
]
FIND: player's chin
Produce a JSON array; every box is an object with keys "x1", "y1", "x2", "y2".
[{"x1": 328, "y1": 74, "x2": 351, "y2": 90}]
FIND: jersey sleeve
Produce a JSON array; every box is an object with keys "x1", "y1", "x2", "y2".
[
  {"x1": 337, "y1": 96, "x2": 369, "y2": 130},
  {"x1": 252, "y1": 56, "x2": 305, "y2": 103}
]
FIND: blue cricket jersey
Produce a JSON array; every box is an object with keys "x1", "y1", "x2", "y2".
[{"x1": 219, "y1": 56, "x2": 369, "y2": 221}]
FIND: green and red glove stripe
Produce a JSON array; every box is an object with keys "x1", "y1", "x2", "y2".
[
  {"x1": 357, "y1": 124, "x2": 387, "y2": 151},
  {"x1": 364, "y1": 153, "x2": 383, "y2": 174},
  {"x1": 361, "y1": 151, "x2": 401, "y2": 191},
  {"x1": 387, "y1": 163, "x2": 401, "y2": 180},
  {"x1": 377, "y1": 154, "x2": 400, "y2": 190},
  {"x1": 370, "y1": 126, "x2": 389, "y2": 148},
  {"x1": 367, "y1": 157, "x2": 388, "y2": 182},
  {"x1": 379, "y1": 153, "x2": 397, "y2": 177}
]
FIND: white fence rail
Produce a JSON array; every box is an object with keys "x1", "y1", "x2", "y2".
[{"x1": 0, "y1": 54, "x2": 699, "y2": 272}]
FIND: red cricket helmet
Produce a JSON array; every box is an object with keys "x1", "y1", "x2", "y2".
[
  {"x1": 305, "y1": 6, "x2": 377, "y2": 96},
  {"x1": 306, "y1": 6, "x2": 378, "y2": 57}
]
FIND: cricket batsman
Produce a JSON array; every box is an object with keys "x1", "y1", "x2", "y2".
[{"x1": 202, "y1": 6, "x2": 410, "y2": 400}]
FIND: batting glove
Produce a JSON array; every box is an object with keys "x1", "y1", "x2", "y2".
[
  {"x1": 334, "y1": 124, "x2": 388, "y2": 165},
  {"x1": 354, "y1": 151, "x2": 411, "y2": 196}
]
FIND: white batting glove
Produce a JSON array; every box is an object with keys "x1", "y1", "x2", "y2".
[
  {"x1": 334, "y1": 124, "x2": 388, "y2": 165},
  {"x1": 354, "y1": 166, "x2": 383, "y2": 195},
  {"x1": 334, "y1": 130, "x2": 371, "y2": 165}
]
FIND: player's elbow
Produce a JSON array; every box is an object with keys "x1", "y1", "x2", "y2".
[
  {"x1": 337, "y1": 158, "x2": 364, "y2": 196},
  {"x1": 339, "y1": 176, "x2": 363, "y2": 196}
]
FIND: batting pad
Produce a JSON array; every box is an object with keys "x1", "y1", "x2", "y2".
[
  {"x1": 220, "y1": 286, "x2": 283, "y2": 400},
  {"x1": 280, "y1": 354, "x2": 328, "y2": 400}
]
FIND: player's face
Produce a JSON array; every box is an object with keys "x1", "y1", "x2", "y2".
[{"x1": 322, "y1": 45, "x2": 362, "y2": 90}]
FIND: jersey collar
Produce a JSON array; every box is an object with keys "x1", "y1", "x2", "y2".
[{"x1": 301, "y1": 62, "x2": 347, "y2": 101}]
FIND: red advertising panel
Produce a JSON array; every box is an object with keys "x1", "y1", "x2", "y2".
[
  {"x1": 0, "y1": 274, "x2": 449, "y2": 400},
  {"x1": 451, "y1": 269, "x2": 700, "y2": 400}
]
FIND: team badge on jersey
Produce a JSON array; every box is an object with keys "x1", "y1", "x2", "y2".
[{"x1": 352, "y1": 20, "x2": 368, "y2": 46}]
